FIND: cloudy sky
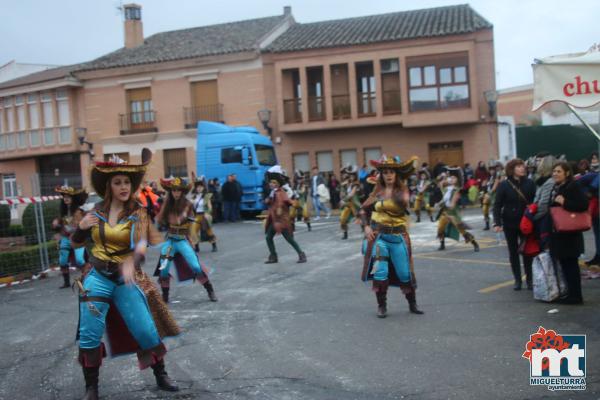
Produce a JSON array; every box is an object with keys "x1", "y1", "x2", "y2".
[{"x1": 0, "y1": 0, "x2": 596, "y2": 89}]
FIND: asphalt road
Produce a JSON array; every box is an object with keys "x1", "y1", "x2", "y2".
[{"x1": 0, "y1": 209, "x2": 599, "y2": 400}]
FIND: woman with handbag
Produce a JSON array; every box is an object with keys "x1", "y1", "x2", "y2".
[
  {"x1": 493, "y1": 159, "x2": 536, "y2": 290},
  {"x1": 549, "y1": 161, "x2": 589, "y2": 304}
]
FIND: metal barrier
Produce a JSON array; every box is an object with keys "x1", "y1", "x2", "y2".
[{"x1": 0, "y1": 173, "x2": 82, "y2": 281}]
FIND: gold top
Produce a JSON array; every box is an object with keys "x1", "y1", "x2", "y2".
[
  {"x1": 91, "y1": 219, "x2": 133, "y2": 264},
  {"x1": 371, "y1": 198, "x2": 409, "y2": 227}
]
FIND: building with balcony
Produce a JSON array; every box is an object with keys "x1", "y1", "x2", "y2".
[
  {"x1": 0, "y1": 65, "x2": 87, "y2": 199},
  {"x1": 73, "y1": 3, "x2": 294, "y2": 183},
  {"x1": 263, "y1": 4, "x2": 498, "y2": 177},
  {"x1": 0, "y1": 3, "x2": 498, "y2": 200}
]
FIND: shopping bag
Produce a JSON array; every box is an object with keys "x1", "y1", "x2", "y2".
[{"x1": 532, "y1": 251, "x2": 567, "y2": 302}]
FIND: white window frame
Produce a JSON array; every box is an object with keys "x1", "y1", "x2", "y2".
[
  {"x1": 29, "y1": 130, "x2": 40, "y2": 148},
  {"x1": 43, "y1": 128, "x2": 55, "y2": 146},
  {"x1": 17, "y1": 131, "x2": 27, "y2": 149},
  {"x1": 58, "y1": 127, "x2": 71, "y2": 144}
]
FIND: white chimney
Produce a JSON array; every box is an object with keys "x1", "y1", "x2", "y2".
[{"x1": 123, "y1": 3, "x2": 144, "y2": 49}]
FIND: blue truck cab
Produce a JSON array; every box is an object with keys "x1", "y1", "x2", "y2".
[{"x1": 196, "y1": 121, "x2": 277, "y2": 212}]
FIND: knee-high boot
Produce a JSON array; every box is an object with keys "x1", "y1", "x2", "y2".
[
  {"x1": 405, "y1": 291, "x2": 424, "y2": 314},
  {"x1": 161, "y1": 287, "x2": 169, "y2": 303},
  {"x1": 151, "y1": 359, "x2": 179, "y2": 392},
  {"x1": 79, "y1": 346, "x2": 104, "y2": 400},
  {"x1": 60, "y1": 267, "x2": 70, "y2": 289},
  {"x1": 438, "y1": 238, "x2": 445, "y2": 251},
  {"x1": 202, "y1": 280, "x2": 218, "y2": 302},
  {"x1": 373, "y1": 280, "x2": 388, "y2": 318},
  {"x1": 81, "y1": 366, "x2": 99, "y2": 400}
]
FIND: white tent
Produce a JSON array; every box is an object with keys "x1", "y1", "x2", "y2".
[{"x1": 532, "y1": 45, "x2": 600, "y2": 140}]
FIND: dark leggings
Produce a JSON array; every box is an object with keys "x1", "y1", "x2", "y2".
[
  {"x1": 559, "y1": 257, "x2": 583, "y2": 301},
  {"x1": 266, "y1": 226, "x2": 303, "y2": 256},
  {"x1": 503, "y1": 227, "x2": 532, "y2": 284}
]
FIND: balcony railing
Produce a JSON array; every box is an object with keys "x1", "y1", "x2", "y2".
[
  {"x1": 332, "y1": 94, "x2": 351, "y2": 120},
  {"x1": 283, "y1": 98, "x2": 302, "y2": 124},
  {"x1": 382, "y1": 90, "x2": 402, "y2": 114},
  {"x1": 357, "y1": 92, "x2": 376, "y2": 117},
  {"x1": 119, "y1": 111, "x2": 157, "y2": 135},
  {"x1": 308, "y1": 96, "x2": 326, "y2": 121},
  {"x1": 184, "y1": 104, "x2": 224, "y2": 129}
]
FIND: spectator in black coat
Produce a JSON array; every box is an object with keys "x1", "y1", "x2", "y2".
[
  {"x1": 493, "y1": 158, "x2": 536, "y2": 290},
  {"x1": 549, "y1": 161, "x2": 589, "y2": 304},
  {"x1": 222, "y1": 174, "x2": 242, "y2": 222}
]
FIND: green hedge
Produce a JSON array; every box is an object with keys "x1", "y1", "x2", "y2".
[
  {"x1": 0, "y1": 224, "x2": 24, "y2": 238},
  {"x1": 0, "y1": 240, "x2": 58, "y2": 278},
  {"x1": 22, "y1": 200, "x2": 60, "y2": 244}
]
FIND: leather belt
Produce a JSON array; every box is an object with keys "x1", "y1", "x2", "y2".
[
  {"x1": 168, "y1": 227, "x2": 189, "y2": 235},
  {"x1": 371, "y1": 223, "x2": 406, "y2": 234}
]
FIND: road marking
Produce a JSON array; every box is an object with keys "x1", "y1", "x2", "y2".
[
  {"x1": 416, "y1": 244, "x2": 503, "y2": 257},
  {"x1": 478, "y1": 275, "x2": 526, "y2": 293},
  {"x1": 416, "y1": 255, "x2": 510, "y2": 267}
]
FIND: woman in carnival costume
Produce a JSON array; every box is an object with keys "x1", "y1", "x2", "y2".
[
  {"x1": 412, "y1": 169, "x2": 434, "y2": 223},
  {"x1": 191, "y1": 178, "x2": 218, "y2": 252},
  {"x1": 480, "y1": 161, "x2": 503, "y2": 231},
  {"x1": 360, "y1": 155, "x2": 424, "y2": 318},
  {"x1": 71, "y1": 149, "x2": 180, "y2": 399},
  {"x1": 53, "y1": 185, "x2": 88, "y2": 289},
  {"x1": 264, "y1": 166, "x2": 307, "y2": 264},
  {"x1": 436, "y1": 167, "x2": 480, "y2": 252},
  {"x1": 290, "y1": 172, "x2": 312, "y2": 232},
  {"x1": 154, "y1": 177, "x2": 217, "y2": 303},
  {"x1": 339, "y1": 165, "x2": 362, "y2": 240}
]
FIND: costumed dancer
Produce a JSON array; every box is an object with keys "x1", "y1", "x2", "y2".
[
  {"x1": 53, "y1": 186, "x2": 88, "y2": 289},
  {"x1": 436, "y1": 167, "x2": 480, "y2": 252},
  {"x1": 191, "y1": 178, "x2": 218, "y2": 252},
  {"x1": 155, "y1": 177, "x2": 217, "y2": 303},
  {"x1": 70, "y1": 149, "x2": 180, "y2": 399},
  {"x1": 481, "y1": 162, "x2": 502, "y2": 231},
  {"x1": 264, "y1": 166, "x2": 307, "y2": 264},
  {"x1": 339, "y1": 165, "x2": 362, "y2": 240},
  {"x1": 360, "y1": 155, "x2": 424, "y2": 318},
  {"x1": 413, "y1": 170, "x2": 434, "y2": 223},
  {"x1": 294, "y1": 176, "x2": 312, "y2": 232}
]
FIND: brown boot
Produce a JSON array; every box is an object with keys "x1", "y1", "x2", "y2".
[
  {"x1": 405, "y1": 292, "x2": 424, "y2": 315},
  {"x1": 297, "y1": 252, "x2": 307, "y2": 263},
  {"x1": 265, "y1": 254, "x2": 278, "y2": 264},
  {"x1": 203, "y1": 281, "x2": 218, "y2": 302},
  {"x1": 151, "y1": 359, "x2": 179, "y2": 392},
  {"x1": 60, "y1": 269, "x2": 70, "y2": 289},
  {"x1": 81, "y1": 366, "x2": 99, "y2": 400},
  {"x1": 376, "y1": 291, "x2": 387, "y2": 318}
]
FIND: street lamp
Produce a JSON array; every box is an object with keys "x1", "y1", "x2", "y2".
[
  {"x1": 484, "y1": 90, "x2": 499, "y2": 118},
  {"x1": 76, "y1": 127, "x2": 95, "y2": 157},
  {"x1": 257, "y1": 108, "x2": 273, "y2": 138}
]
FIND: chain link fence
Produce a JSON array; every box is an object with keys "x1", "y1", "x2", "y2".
[{"x1": 0, "y1": 173, "x2": 85, "y2": 281}]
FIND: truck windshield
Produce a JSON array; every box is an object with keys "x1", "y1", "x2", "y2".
[{"x1": 255, "y1": 145, "x2": 276, "y2": 166}]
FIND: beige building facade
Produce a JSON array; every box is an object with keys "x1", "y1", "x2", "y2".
[{"x1": 0, "y1": 3, "x2": 497, "y2": 198}]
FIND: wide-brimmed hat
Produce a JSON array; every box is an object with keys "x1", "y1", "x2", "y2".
[
  {"x1": 55, "y1": 185, "x2": 88, "y2": 204},
  {"x1": 160, "y1": 177, "x2": 192, "y2": 193},
  {"x1": 445, "y1": 166, "x2": 464, "y2": 186},
  {"x1": 370, "y1": 155, "x2": 418, "y2": 178},
  {"x1": 267, "y1": 165, "x2": 289, "y2": 185},
  {"x1": 91, "y1": 148, "x2": 152, "y2": 198},
  {"x1": 341, "y1": 164, "x2": 359, "y2": 176}
]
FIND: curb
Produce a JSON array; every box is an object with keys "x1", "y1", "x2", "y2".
[{"x1": 0, "y1": 266, "x2": 75, "y2": 289}]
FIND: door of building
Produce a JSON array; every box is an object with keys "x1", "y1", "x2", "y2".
[{"x1": 428, "y1": 141, "x2": 464, "y2": 167}]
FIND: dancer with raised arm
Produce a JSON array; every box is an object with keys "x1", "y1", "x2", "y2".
[{"x1": 71, "y1": 149, "x2": 180, "y2": 399}]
